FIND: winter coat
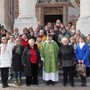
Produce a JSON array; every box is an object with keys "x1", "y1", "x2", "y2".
[
  {"x1": 22, "y1": 44, "x2": 40, "y2": 76},
  {"x1": 12, "y1": 45, "x2": 24, "y2": 71},
  {"x1": 76, "y1": 43, "x2": 90, "y2": 67},
  {"x1": 0, "y1": 43, "x2": 12, "y2": 68},
  {"x1": 59, "y1": 45, "x2": 76, "y2": 67}
]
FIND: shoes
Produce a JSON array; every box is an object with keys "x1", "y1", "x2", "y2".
[
  {"x1": 71, "y1": 84, "x2": 74, "y2": 87},
  {"x1": 33, "y1": 82, "x2": 39, "y2": 85},
  {"x1": 50, "y1": 81, "x2": 55, "y2": 85},
  {"x1": 46, "y1": 81, "x2": 51, "y2": 85},
  {"x1": 81, "y1": 76, "x2": 87, "y2": 87},
  {"x1": 46, "y1": 80, "x2": 55, "y2": 85},
  {"x1": 63, "y1": 83, "x2": 67, "y2": 87},
  {"x1": 26, "y1": 84, "x2": 30, "y2": 86},
  {"x1": 18, "y1": 79, "x2": 22, "y2": 86},
  {"x1": 15, "y1": 79, "x2": 22, "y2": 86},
  {"x1": 81, "y1": 83, "x2": 87, "y2": 87},
  {"x1": 2, "y1": 85, "x2": 5, "y2": 88},
  {"x1": 2, "y1": 84, "x2": 9, "y2": 88},
  {"x1": 15, "y1": 80, "x2": 19, "y2": 86}
]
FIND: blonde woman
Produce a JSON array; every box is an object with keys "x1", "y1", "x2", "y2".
[
  {"x1": 12, "y1": 38, "x2": 24, "y2": 86},
  {"x1": 0, "y1": 37, "x2": 12, "y2": 88}
]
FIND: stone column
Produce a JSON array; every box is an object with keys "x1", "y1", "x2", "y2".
[
  {"x1": 14, "y1": 0, "x2": 38, "y2": 34},
  {"x1": 63, "y1": 6, "x2": 68, "y2": 26},
  {"x1": 76, "y1": 0, "x2": 90, "y2": 35},
  {"x1": 0, "y1": 0, "x2": 12, "y2": 32}
]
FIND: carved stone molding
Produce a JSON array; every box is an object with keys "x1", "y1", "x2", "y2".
[{"x1": 44, "y1": 7, "x2": 63, "y2": 15}]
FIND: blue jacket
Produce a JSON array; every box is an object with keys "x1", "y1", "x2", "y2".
[{"x1": 76, "y1": 43, "x2": 90, "y2": 67}]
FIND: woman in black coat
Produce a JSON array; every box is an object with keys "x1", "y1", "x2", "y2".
[
  {"x1": 12, "y1": 38, "x2": 24, "y2": 86},
  {"x1": 22, "y1": 39, "x2": 40, "y2": 86},
  {"x1": 58, "y1": 37, "x2": 76, "y2": 87}
]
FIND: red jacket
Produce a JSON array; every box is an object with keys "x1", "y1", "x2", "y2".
[
  {"x1": 21, "y1": 38, "x2": 28, "y2": 48},
  {"x1": 30, "y1": 48, "x2": 38, "y2": 64}
]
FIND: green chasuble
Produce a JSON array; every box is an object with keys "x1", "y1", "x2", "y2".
[{"x1": 40, "y1": 40, "x2": 59, "y2": 73}]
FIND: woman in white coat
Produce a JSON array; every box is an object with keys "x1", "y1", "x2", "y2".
[{"x1": 0, "y1": 37, "x2": 12, "y2": 88}]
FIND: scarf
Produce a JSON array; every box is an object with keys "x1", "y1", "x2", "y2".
[{"x1": 15, "y1": 45, "x2": 21, "y2": 54}]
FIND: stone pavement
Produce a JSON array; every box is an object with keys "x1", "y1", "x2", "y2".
[
  {"x1": 0, "y1": 71, "x2": 90, "y2": 90},
  {"x1": 0, "y1": 84, "x2": 90, "y2": 90},
  {"x1": 0, "y1": 75, "x2": 90, "y2": 90}
]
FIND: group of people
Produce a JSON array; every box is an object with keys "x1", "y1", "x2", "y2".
[{"x1": 0, "y1": 19, "x2": 90, "y2": 88}]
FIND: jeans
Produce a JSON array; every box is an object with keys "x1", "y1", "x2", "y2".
[{"x1": 14, "y1": 71, "x2": 22, "y2": 79}]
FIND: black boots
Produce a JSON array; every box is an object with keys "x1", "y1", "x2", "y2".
[{"x1": 81, "y1": 75, "x2": 87, "y2": 87}]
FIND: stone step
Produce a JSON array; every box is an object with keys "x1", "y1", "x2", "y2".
[
  {"x1": 1, "y1": 75, "x2": 89, "y2": 84},
  {"x1": 0, "y1": 69, "x2": 90, "y2": 84}
]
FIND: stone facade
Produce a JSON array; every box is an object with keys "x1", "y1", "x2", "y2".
[
  {"x1": 0, "y1": 0, "x2": 12, "y2": 32},
  {"x1": 0, "y1": 0, "x2": 80, "y2": 33},
  {"x1": 14, "y1": 0, "x2": 37, "y2": 34},
  {"x1": 76, "y1": 0, "x2": 90, "y2": 35}
]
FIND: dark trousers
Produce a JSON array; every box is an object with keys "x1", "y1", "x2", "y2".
[
  {"x1": 1, "y1": 68, "x2": 9, "y2": 85},
  {"x1": 80, "y1": 75, "x2": 87, "y2": 86},
  {"x1": 86, "y1": 67, "x2": 90, "y2": 77},
  {"x1": 73, "y1": 64, "x2": 78, "y2": 77},
  {"x1": 26, "y1": 63, "x2": 38, "y2": 85},
  {"x1": 63, "y1": 66, "x2": 74, "y2": 85}
]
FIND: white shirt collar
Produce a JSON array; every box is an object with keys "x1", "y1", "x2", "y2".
[{"x1": 79, "y1": 42, "x2": 85, "y2": 49}]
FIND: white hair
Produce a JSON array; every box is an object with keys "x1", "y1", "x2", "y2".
[
  {"x1": 61, "y1": 37, "x2": 69, "y2": 43},
  {"x1": 1, "y1": 37, "x2": 7, "y2": 41},
  {"x1": 28, "y1": 39, "x2": 35, "y2": 43},
  {"x1": 40, "y1": 30, "x2": 44, "y2": 33}
]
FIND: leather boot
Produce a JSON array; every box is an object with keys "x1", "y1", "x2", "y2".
[
  {"x1": 81, "y1": 75, "x2": 84, "y2": 86},
  {"x1": 83, "y1": 76, "x2": 87, "y2": 87},
  {"x1": 15, "y1": 80, "x2": 19, "y2": 86},
  {"x1": 18, "y1": 79, "x2": 22, "y2": 86},
  {"x1": 81, "y1": 75, "x2": 87, "y2": 87}
]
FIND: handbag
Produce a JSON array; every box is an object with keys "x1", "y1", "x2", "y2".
[{"x1": 76, "y1": 63, "x2": 86, "y2": 72}]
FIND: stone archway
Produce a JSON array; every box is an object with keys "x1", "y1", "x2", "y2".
[{"x1": 36, "y1": 1, "x2": 69, "y2": 26}]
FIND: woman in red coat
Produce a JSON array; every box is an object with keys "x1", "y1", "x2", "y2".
[{"x1": 21, "y1": 34, "x2": 28, "y2": 48}]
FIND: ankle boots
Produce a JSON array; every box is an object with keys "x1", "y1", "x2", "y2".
[{"x1": 15, "y1": 79, "x2": 22, "y2": 86}]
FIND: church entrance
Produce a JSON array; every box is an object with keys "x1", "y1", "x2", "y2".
[
  {"x1": 36, "y1": 3, "x2": 68, "y2": 26},
  {"x1": 44, "y1": 14, "x2": 63, "y2": 25}
]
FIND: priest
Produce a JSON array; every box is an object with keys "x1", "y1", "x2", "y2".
[{"x1": 40, "y1": 33, "x2": 59, "y2": 85}]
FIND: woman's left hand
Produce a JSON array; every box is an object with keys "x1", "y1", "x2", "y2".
[{"x1": 81, "y1": 60, "x2": 84, "y2": 64}]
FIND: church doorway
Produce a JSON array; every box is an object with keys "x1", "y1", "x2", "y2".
[{"x1": 44, "y1": 14, "x2": 63, "y2": 25}]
